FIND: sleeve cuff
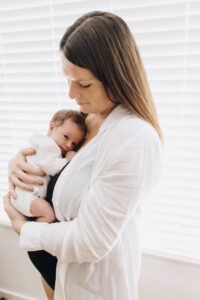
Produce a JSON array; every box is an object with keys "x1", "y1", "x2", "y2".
[{"x1": 19, "y1": 221, "x2": 48, "y2": 251}]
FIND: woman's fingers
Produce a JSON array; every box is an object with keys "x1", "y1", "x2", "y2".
[
  {"x1": 9, "y1": 181, "x2": 17, "y2": 199},
  {"x1": 9, "y1": 147, "x2": 45, "y2": 177},
  {"x1": 9, "y1": 174, "x2": 34, "y2": 191},
  {"x1": 19, "y1": 148, "x2": 45, "y2": 176},
  {"x1": 8, "y1": 147, "x2": 45, "y2": 192},
  {"x1": 19, "y1": 161, "x2": 45, "y2": 177},
  {"x1": 18, "y1": 168, "x2": 44, "y2": 185},
  {"x1": 9, "y1": 171, "x2": 44, "y2": 191},
  {"x1": 20, "y1": 147, "x2": 36, "y2": 156}
]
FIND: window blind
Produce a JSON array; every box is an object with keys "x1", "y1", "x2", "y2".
[
  {"x1": 117, "y1": 0, "x2": 200, "y2": 262},
  {"x1": 0, "y1": 0, "x2": 200, "y2": 262}
]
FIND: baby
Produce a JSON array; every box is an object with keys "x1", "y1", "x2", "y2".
[{"x1": 11, "y1": 109, "x2": 87, "y2": 223}]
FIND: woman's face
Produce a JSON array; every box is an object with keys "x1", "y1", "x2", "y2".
[{"x1": 61, "y1": 53, "x2": 116, "y2": 116}]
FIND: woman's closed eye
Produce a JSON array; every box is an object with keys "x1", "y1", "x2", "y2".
[
  {"x1": 66, "y1": 78, "x2": 92, "y2": 89},
  {"x1": 79, "y1": 83, "x2": 91, "y2": 88}
]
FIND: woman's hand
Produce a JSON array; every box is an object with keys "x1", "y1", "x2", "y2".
[
  {"x1": 8, "y1": 148, "x2": 45, "y2": 198},
  {"x1": 3, "y1": 193, "x2": 27, "y2": 235}
]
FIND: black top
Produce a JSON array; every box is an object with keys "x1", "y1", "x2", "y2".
[{"x1": 28, "y1": 163, "x2": 69, "y2": 290}]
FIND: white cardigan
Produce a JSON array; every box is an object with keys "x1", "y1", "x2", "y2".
[{"x1": 20, "y1": 105, "x2": 163, "y2": 300}]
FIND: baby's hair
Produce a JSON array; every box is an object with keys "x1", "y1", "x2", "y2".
[{"x1": 50, "y1": 109, "x2": 87, "y2": 137}]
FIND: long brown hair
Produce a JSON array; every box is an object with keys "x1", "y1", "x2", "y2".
[{"x1": 60, "y1": 11, "x2": 162, "y2": 140}]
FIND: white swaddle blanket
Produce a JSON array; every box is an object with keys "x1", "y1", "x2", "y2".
[{"x1": 11, "y1": 132, "x2": 67, "y2": 216}]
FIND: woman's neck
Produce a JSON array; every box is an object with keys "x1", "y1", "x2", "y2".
[
  {"x1": 80, "y1": 105, "x2": 117, "y2": 148},
  {"x1": 86, "y1": 104, "x2": 117, "y2": 133},
  {"x1": 86, "y1": 114, "x2": 104, "y2": 133}
]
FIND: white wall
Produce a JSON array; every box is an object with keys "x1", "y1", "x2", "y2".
[
  {"x1": 0, "y1": 224, "x2": 46, "y2": 300},
  {"x1": 139, "y1": 254, "x2": 200, "y2": 300},
  {"x1": 1, "y1": 223, "x2": 200, "y2": 300}
]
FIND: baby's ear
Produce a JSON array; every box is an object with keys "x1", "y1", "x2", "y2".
[{"x1": 48, "y1": 122, "x2": 55, "y2": 134}]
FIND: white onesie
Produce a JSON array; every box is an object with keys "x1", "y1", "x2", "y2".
[{"x1": 11, "y1": 132, "x2": 67, "y2": 217}]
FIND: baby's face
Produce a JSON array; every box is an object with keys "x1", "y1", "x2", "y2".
[{"x1": 49, "y1": 118, "x2": 84, "y2": 155}]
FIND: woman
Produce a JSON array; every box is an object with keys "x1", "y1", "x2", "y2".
[{"x1": 4, "y1": 11, "x2": 163, "y2": 300}]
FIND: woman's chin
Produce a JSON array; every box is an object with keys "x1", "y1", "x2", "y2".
[{"x1": 79, "y1": 106, "x2": 89, "y2": 114}]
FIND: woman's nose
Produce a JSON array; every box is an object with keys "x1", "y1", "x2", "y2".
[{"x1": 68, "y1": 81, "x2": 81, "y2": 99}]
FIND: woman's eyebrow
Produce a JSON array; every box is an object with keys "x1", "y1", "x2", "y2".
[
  {"x1": 63, "y1": 71, "x2": 94, "y2": 82},
  {"x1": 79, "y1": 79, "x2": 94, "y2": 83}
]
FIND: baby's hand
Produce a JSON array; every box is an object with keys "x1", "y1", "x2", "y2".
[{"x1": 66, "y1": 151, "x2": 76, "y2": 161}]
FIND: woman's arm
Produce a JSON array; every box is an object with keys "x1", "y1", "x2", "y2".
[
  {"x1": 18, "y1": 132, "x2": 162, "y2": 262},
  {"x1": 8, "y1": 148, "x2": 45, "y2": 198}
]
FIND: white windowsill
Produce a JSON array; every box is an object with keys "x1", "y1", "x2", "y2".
[{"x1": 141, "y1": 249, "x2": 200, "y2": 267}]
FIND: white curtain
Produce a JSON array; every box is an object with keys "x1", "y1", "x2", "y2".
[{"x1": 0, "y1": 0, "x2": 200, "y2": 262}]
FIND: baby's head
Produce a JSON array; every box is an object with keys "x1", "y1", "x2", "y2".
[{"x1": 48, "y1": 109, "x2": 87, "y2": 155}]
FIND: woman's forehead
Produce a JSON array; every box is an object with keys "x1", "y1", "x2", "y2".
[{"x1": 61, "y1": 53, "x2": 94, "y2": 81}]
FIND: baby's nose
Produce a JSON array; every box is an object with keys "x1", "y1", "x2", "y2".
[{"x1": 65, "y1": 140, "x2": 73, "y2": 150}]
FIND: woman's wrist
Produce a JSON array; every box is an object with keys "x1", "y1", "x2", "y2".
[
  {"x1": 12, "y1": 219, "x2": 26, "y2": 235},
  {"x1": 4, "y1": 193, "x2": 28, "y2": 235}
]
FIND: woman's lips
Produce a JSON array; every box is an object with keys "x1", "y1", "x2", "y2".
[{"x1": 75, "y1": 100, "x2": 87, "y2": 105}]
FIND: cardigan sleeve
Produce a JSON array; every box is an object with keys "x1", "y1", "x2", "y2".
[{"x1": 20, "y1": 133, "x2": 162, "y2": 263}]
